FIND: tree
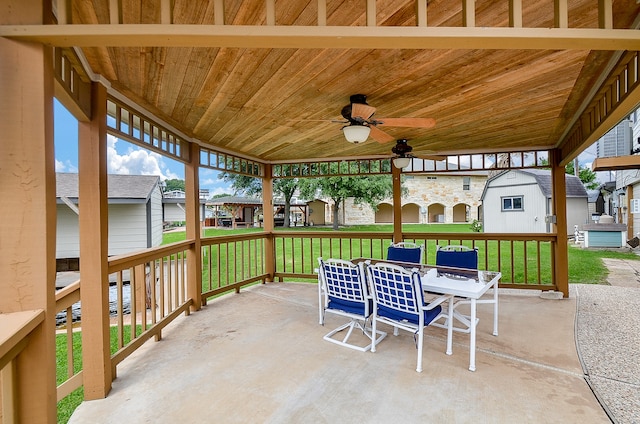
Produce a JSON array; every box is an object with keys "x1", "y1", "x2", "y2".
[
  {"x1": 218, "y1": 172, "x2": 299, "y2": 227},
  {"x1": 298, "y1": 163, "x2": 393, "y2": 230},
  {"x1": 565, "y1": 161, "x2": 598, "y2": 190},
  {"x1": 163, "y1": 178, "x2": 185, "y2": 192},
  {"x1": 538, "y1": 158, "x2": 598, "y2": 190}
]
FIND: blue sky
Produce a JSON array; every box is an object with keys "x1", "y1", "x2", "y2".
[{"x1": 54, "y1": 99, "x2": 232, "y2": 197}]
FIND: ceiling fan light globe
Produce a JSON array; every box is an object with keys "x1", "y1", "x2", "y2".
[
  {"x1": 343, "y1": 125, "x2": 370, "y2": 143},
  {"x1": 393, "y1": 157, "x2": 411, "y2": 169}
]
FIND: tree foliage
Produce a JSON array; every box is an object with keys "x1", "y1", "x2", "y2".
[
  {"x1": 538, "y1": 158, "x2": 599, "y2": 190},
  {"x1": 218, "y1": 172, "x2": 299, "y2": 227},
  {"x1": 163, "y1": 178, "x2": 185, "y2": 192},
  {"x1": 298, "y1": 163, "x2": 393, "y2": 230}
]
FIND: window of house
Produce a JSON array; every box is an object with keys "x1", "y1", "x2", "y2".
[
  {"x1": 502, "y1": 196, "x2": 523, "y2": 211},
  {"x1": 463, "y1": 177, "x2": 470, "y2": 190}
]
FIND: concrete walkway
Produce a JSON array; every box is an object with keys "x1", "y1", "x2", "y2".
[{"x1": 573, "y1": 258, "x2": 640, "y2": 424}]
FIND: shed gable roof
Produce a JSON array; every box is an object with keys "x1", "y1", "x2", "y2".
[
  {"x1": 481, "y1": 169, "x2": 588, "y2": 200},
  {"x1": 56, "y1": 173, "x2": 160, "y2": 201}
]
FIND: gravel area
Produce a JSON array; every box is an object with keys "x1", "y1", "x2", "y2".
[{"x1": 574, "y1": 283, "x2": 640, "y2": 424}]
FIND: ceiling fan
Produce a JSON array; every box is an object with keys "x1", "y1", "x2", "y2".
[
  {"x1": 340, "y1": 94, "x2": 436, "y2": 143},
  {"x1": 391, "y1": 139, "x2": 447, "y2": 169}
]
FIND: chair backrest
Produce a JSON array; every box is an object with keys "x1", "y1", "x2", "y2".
[
  {"x1": 319, "y1": 258, "x2": 369, "y2": 314},
  {"x1": 367, "y1": 262, "x2": 424, "y2": 324},
  {"x1": 435, "y1": 245, "x2": 478, "y2": 270},
  {"x1": 387, "y1": 242, "x2": 424, "y2": 264}
]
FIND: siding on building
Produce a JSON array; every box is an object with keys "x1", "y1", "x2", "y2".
[
  {"x1": 55, "y1": 173, "x2": 163, "y2": 259},
  {"x1": 481, "y1": 170, "x2": 589, "y2": 235}
]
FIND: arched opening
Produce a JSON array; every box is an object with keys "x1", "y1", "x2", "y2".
[
  {"x1": 401, "y1": 203, "x2": 420, "y2": 223},
  {"x1": 375, "y1": 203, "x2": 393, "y2": 223},
  {"x1": 428, "y1": 203, "x2": 445, "y2": 223},
  {"x1": 453, "y1": 203, "x2": 470, "y2": 223}
]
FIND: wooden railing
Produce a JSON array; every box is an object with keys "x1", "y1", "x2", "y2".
[
  {"x1": 0, "y1": 309, "x2": 45, "y2": 422},
  {"x1": 45, "y1": 229, "x2": 558, "y2": 415},
  {"x1": 272, "y1": 231, "x2": 558, "y2": 291},
  {"x1": 107, "y1": 241, "x2": 194, "y2": 368},
  {"x1": 200, "y1": 233, "x2": 268, "y2": 303},
  {"x1": 55, "y1": 279, "x2": 82, "y2": 401}
]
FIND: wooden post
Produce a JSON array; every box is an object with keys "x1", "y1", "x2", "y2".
[
  {"x1": 262, "y1": 164, "x2": 275, "y2": 282},
  {"x1": 627, "y1": 185, "x2": 634, "y2": 239},
  {"x1": 550, "y1": 149, "x2": 569, "y2": 298},
  {"x1": 392, "y1": 164, "x2": 403, "y2": 243},
  {"x1": 78, "y1": 81, "x2": 113, "y2": 399},
  {"x1": 185, "y1": 141, "x2": 202, "y2": 310},
  {"x1": 0, "y1": 1, "x2": 57, "y2": 420}
]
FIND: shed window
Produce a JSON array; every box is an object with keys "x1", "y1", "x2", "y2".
[{"x1": 502, "y1": 196, "x2": 523, "y2": 211}]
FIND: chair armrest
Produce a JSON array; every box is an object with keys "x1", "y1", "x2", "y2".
[{"x1": 424, "y1": 294, "x2": 453, "y2": 310}]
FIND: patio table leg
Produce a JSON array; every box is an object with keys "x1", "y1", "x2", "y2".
[
  {"x1": 446, "y1": 296, "x2": 454, "y2": 356},
  {"x1": 469, "y1": 298, "x2": 477, "y2": 372},
  {"x1": 493, "y1": 281, "x2": 499, "y2": 336}
]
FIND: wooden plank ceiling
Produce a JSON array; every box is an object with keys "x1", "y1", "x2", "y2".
[{"x1": 70, "y1": 0, "x2": 640, "y2": 163}]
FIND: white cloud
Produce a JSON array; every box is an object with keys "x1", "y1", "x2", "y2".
[
  {"x1": 55, "y1": 159, "x2": 77, "y2": 173},
  {"x1": 107, "y1": 135, "x2": 179, "y2": 180}
]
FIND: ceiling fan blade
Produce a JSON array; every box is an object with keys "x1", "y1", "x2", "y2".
[
  {"x1": 418, "y1": 154, "x2": 447, "y2": 161},
  {"x1": 376, "y1": 117, "x2": 436, "y2": 128},
  {"x1": 369, "y1": 126, "x2": 395, "y2": 143},
  {"x1": 351, "y1": 103, "x2": 377, "y2": 120}
]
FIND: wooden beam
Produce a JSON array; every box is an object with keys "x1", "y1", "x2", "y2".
[
  {"x1": 2, "y1": 25, "x2": 640, "y2": 51},
  {"x1": 592, "y1": 155, "x2": 640, "y2": 171},
  {"x1": 366, "y1": 0, "x2": 376, "y2": 27},
  {"x1": 262, "y1": 164, "x2": 275, "y2": 282},
  {"x1": 509, "y1": 0, "x2": 522, "y2": 28},
  {"x1": 185, "y1": 141, "x2": 202, "y2": 311},
  {"x1": 415, "y1": 0, "x2": 427, "y2": 27},
  {"x1": 78, "y1": 82, "x2": 112, "y2": 399},
  {"x1": 554, "y1": 0, "x2": 568, "y2": 29},
  {"x1": 266, "y1": 0, "x2": 275, "y2": 26},
  {"x1": 392, "y1": 165, "x2": 403, "y2": 243},
  {"x1": 160, "y1": 0, "x2": 172, "y2": 25},
  {"x1": 559, "y1": 51, "x2": 640, "y2": 165},
  {"x1": 628, "y1": 185, "x2": 634, "y2": 239},
  {"x1": 109, "y1": 0, "x2": 121, "y2": 24},
  {"x1": 0, "y1": 2, "x2": 57, "y2": 419},
  {"x1": 550, "y1": 149, "x2": 569, "y2": 298},
  {"x1": 214, "y1": 0, "x2": 224, "y2": 25},
  {"x1": 462, "y1": 0, "x2": 475, "y2": 28},
  {"x1": 317, "y1": 0, "x2": 326, "y2": 26},
  {"x1": 599, "y1": 0, "x2": 613, "y2": 30}
]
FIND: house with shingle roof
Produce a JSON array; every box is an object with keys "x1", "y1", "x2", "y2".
[
  {"x1": 56, "y1": 173, "x2": 163, "y2": 269},
  {"x1": 480, "y1": 169, "x2": 589, "y2": 235}
]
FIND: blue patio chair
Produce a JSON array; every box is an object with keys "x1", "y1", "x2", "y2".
[
  {"x1": 435, "y1": 245, "x2": 478, "y2": 270},
  {"x1": 318, "y1": 258, "x2": 387, "y2": 352},
  {"x1": 386, "y1": 242, "x2": 424, "y2": 264},
  {"x1": 367, "y1": 262, "x2": 453, "y2": 372},
  {"x1": 434, "y1": 245, "x2": 480, "y2": 335}
]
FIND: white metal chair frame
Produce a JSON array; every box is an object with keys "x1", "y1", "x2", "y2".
[
  {"x1": 367, "y1": 262, "x2": 454, "y2": 372},
  {"x1": 317, "y1": 258, "x2": 387, "y2": 352}
]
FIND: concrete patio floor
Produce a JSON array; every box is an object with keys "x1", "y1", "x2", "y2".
[{"x1": 69, "y1": 282, "x2": 614, "y2": 424}]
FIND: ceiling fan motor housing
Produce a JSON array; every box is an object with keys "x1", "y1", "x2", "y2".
[{"x1": 392, "y1": 139, "x2": 413, "y2": 156}]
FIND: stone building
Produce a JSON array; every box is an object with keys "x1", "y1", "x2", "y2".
[{"x1": 323, "y1": 172, "x2": 488, "y2": 226}]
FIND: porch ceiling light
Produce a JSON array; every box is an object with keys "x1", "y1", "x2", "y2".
[
  {"x1": 393, "y1": 156, "x2": 412, "y2": 169},
  {"x1": 342, "y1": 124, "x2": 371, "y2": 143}
]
